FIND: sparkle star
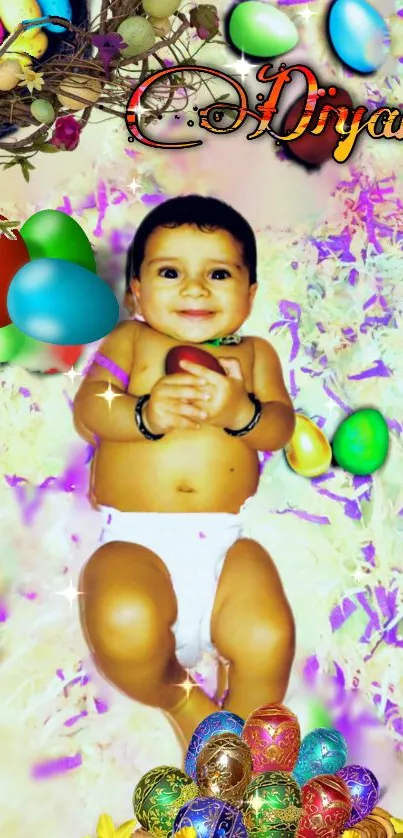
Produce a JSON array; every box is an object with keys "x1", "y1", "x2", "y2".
[
  {"x1": 63, "y1": 366, "x2": 81, "y2": 384},
  {"x1": 131, "y1": 102, "x2": 149, "y2": 118},
  {"x1": 96, "y1": 383, "x2": 122, "y2": 408},
  {"x1": 127, "y1": 177, "x2": 141, "y2": 194},
  {"x1": 178, "y1": 671, "x2": 195, "y2": 698},
  {"x1": 324, "y1": 397, "x2": 339, "y2": 418},
  {"x1": 55, "y1": 578, "x2": 82, "y2": 609},
  {"x1": 298, "y1": 6, "x2": 316, "y2": 21},
  {"x1": 227, "y1": 56, "x2": 251, "y2": 83}
]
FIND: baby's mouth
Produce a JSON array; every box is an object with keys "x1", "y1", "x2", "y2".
[{"x1": 177, "y1": 310, "x2": 216, "y2": 319}]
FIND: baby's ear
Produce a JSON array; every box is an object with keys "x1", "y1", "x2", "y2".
[{"x1": 123, "y1": 290, "x2": 136, "y2": 316}]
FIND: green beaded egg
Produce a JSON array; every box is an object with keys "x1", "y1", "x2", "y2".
[
  {"x1": 332, "y1": 408, "x2": 389, "y2": 475},
  {"x1": 133, "y1": 765, "x2": 198, "y2": 838}
]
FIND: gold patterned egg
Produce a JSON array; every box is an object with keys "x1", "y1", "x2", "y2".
[
  {"x1": 196, "y1": 733, "x2": 253, "y2": 807},
  {"x1": 285, "y1": 414, "x2": 332, "y2": 478}
]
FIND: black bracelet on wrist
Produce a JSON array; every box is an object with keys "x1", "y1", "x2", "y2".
[
  {"x1": 134, "y1": 394, "x2": 164, "y2": 441},
  {"x1": 224, "y1": 392, "x2": 263, "y2": 437}
]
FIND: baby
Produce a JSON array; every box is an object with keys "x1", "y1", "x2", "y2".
[{"x1": 74, "y1": 195, "x2": 296, "y2": 745}]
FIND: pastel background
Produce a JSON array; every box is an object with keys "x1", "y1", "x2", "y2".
[{"x1": 1, "y1": 0, "x2": 403, "y2": 835}]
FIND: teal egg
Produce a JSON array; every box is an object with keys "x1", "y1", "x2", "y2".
[
  {"x1": 38, "y1": 0, "x2": 72, "y2": 33},
  {"x1": 293, "y1": 728, "x2": 348, "y2": 786},
  {"x1": 328, "y1": 0, "x2": 390, "y2": 73},
  {"x1": 227, "y1": 1, "x2": 298, "y2": 59},
  {"x1": 332, "y1": 408, "x2": 389, "y2": 475},
  {"x1": 7, "y1": 258, "x2": 119, "y2": 345},
  {"x1": 20, "y1": 210, "x2": 96, "y2": 273}
]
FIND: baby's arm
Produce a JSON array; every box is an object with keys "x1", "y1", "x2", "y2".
[
  {"x1": 240, "y1": 336, "x2": 295, "y2": 451},
  {"x1": 73, "y1": 321, "x2": 146, "y2": 443}
]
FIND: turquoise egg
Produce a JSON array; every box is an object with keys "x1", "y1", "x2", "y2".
[
  {"x1": 328, "y1": 0, "x2": 390, "y2": 73},
  {"x1": 38, "y1": 0, "x2": 72, "y2": 33},
  {"x1": 293, "y1": 728, "x2": 348, "y2": 786},
  {"x1": 7, "y1": 258, "x2": 119, "y2": 345}
]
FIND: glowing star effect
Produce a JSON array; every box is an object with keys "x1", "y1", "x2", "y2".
[
  {"x1": 127, "y1": 178, "x2": 141, "y2": 194},
  {"x1": 96, "y1": 383, "x2": 122, "y2": 408},
  {"x1": 227, "y1": 56, "x2": 252, "y2": 83},
  {"x1": 178, "y1": 671, "x2": 195, "y2": 699},
  {"x1": 298, "y1": 6, "x2": 317, "y2": 22},
  {"x1": 130, "y1": 102, "x2": 149, "y2": 118},
  {"x1": 55, "y1": 578, "x2": 83, "y2": 609},
  {"x1": 63, "y1": 366, "x2": 82, "y2": 384}
]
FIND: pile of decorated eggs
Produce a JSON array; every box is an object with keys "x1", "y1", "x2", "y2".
[{"x1": 0, "y1": 0, "x2": 72, "y2": 91}]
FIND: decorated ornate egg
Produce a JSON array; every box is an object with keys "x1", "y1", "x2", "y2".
[
  {"x1": 185, "y1": 710, "x2": 245, "y2": 781},
  {"x1": 337, "y1": 765, "x2": 380, "y2": 827},
  {"x1": 196, "y1": 733, "x2": 253, "y2": 807},
  {"x1": 243, "y1": 771, "x2": 302, "y2": 838},
  {"x1": 242, "y1": 703, "x2": 301, "y2": 774},
  {"x1": 293, "y1": 728, "x2": 348, "y2": 786},
  {"x1": 173, "y1": 796, "x2": 248, "y2": 837},
  {"x1": 133, "y1": 766, "x2": 198, "y2": 838},
  {"x1": 297, "y1": 774, "x2": 352, "y2": 838}
]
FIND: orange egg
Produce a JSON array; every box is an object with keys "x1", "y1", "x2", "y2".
[{"x1": 285, "y1": 414, "x2": 332, "y2": 477}]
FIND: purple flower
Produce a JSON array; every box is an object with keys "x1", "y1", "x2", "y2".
[
  {"x1": 50, "y1": 115, "x2": 82, "y2": 151},
  {"x1": 92, "y1": 33, "x2": 128, "y2": 76}
]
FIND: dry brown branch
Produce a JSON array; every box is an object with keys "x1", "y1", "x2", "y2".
[{"x1": 0, "y1": 1, "x2": 220, "y2": 169}]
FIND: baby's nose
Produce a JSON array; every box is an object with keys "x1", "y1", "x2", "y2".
[{"x1": 182, "y1": 276, "x2": 209, "y2": 294}]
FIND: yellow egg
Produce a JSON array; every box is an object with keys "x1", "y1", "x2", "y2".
[
  {"x1": 0, "y1": 59, "x2": 22, "y2": 91},
  {"x1": 285, "y1": 414, "x2": 332, "y2": 478},
  {"x1": 7, "y1": 29, "x2": 48, "y2": 61},
  {"x1": 57, "y1": 74, "x2": 102, "y2": 110},
  {"x1": 149, "y1": 16, "x2": 172, "y2": 35},
  {"x1": 0, "y1": 0, "x2": 43, "y2": 39}
]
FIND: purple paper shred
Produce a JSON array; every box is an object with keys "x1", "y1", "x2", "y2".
[
  {"x1": 361, "y1": 542, "x2": 376, "y2": 565},
  {"x1": 94, "y1": 698, "x2": 108, "y2": 714},
  {"x1": 18, "y1": 387, "x2": 31, "y2": 398},
  {"x1": 64, "y1": 711, "x2": 88, "y2": 727},
  {"x1": 274, "y1": 508, "x2": 331, "y2": 525},
  {"x1": 56, "y1": 669, "x2": 65, "y2": 681},
  {"x1": 330, "y1": 597, "x2": 357, "y2": 631},
  {"x1": 0, "y1": 598, "x2": 9, "y2": 622},
  {"x1": 141, "y1": 193, "x2": 166, "y2": 206},
  {"x1": 31, "y1": 753, "x2": 82, "y2": 779}
]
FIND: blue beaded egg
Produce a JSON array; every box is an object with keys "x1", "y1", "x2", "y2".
[
  {"x1": 293, "y1": 728, "x2": 348, "y2": 786},
  {"x1": 185, "y1": 711, "x2": 245, "y2": 781},
  {"x1": 173, "y1": 796, "x2": 248, "y2": 837},
  {"x1": 328, "y1": 0, "x2": 390, "y2": 74}
]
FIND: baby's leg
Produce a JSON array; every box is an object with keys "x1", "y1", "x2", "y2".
[
  {"x1": 211, "y1": 538, "x2": 295, "y2": 720},
  {"x1": 79, "y1": 541, "x2": 218, "y2": 744}
]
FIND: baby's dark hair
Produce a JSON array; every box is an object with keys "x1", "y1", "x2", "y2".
[{"x1": 125, "y1": 194, "x2": 257, "y2": 290}]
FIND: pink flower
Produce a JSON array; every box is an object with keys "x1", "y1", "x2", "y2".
[{"x1": 50, "y1": 115, "x2": 82, "y2": 151}]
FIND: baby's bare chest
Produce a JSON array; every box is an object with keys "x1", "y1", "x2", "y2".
[{"x1": 128, "y1": 336, "x2": 255, "y2": 395}]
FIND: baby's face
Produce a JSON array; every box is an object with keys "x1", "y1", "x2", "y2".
[{"x1": 131, "y1": 224, "x2": 257, "y2": 342}]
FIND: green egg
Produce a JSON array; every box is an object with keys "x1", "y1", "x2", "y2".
[
  {"x1": 30, "y1": 99, "x2": 55, "y2": 125},
  {"x1": 332, "y1": 408, "x2": 389, "y2": 476},
  {"x1": 227, "y1": 1, "x2": 299, "y2": 59},
  {"x1": 0, "y1": 323, "x2": 27, "y2": 362}
]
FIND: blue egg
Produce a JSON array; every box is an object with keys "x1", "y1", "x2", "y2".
[
  {"x1": 38, "y1": 0, "x2": 72, "y2": 33},
  {"x1": 7, "y1": 258, "x2": 119, "y2": 346},
  {"x1": 173, "y1": 797, "x2": 248, "y2": 838},
  {"x1": 328, "y1": 0, "x2": 390, "y2": 73},
  {"x1": 185, "y1": 710, "x2": 245, "y2": 781},
  {"x1": 293, "y1": 727, "x2": 348, "y2": 787}
]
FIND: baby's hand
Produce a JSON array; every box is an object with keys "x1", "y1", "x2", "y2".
[{"x1": 143, "y1": 373, "x2": 210, "y2": 434}]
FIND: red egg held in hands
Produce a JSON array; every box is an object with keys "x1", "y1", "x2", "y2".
[
  {"x1": 0, "y1": 216, "x2": 30, "y2": 328},
  {"x1": 165, "y1": 345, "x2": 225, "y2": 375}
]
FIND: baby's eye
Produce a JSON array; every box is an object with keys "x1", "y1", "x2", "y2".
[
  {"x1": 210, "y1": 269, "x2": 231, "y2": 280},
  {"x1": 159, "y1": 267, "x2": 179, "y2": 279}
]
